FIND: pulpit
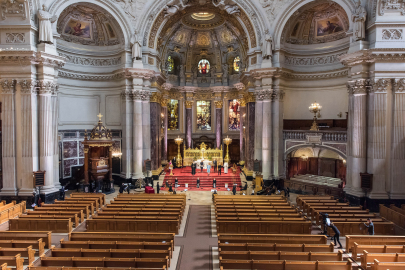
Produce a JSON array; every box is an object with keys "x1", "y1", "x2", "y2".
[{"x1": 82, "y1": 114, "x2": 114, "y2": 193}]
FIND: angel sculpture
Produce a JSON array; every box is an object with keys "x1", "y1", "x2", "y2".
[
  {"x1": 212, "y1": 0, "x2": 240, "y2": 15},
  {"x1": 164, "y1": 0, "x2": 190, "y2": 17}
]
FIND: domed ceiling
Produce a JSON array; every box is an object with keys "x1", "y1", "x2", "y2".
[
  {"x1": 282, "y1": 2, "x2": 349, "y2": 45},
  {"x1": 57, "y1": 3, "x2": 124, "y2": 46}
]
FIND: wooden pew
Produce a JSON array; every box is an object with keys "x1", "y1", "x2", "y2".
[
  {"x1": 52, "y1": 201, "x2": 95, "y2": 215},
  {"x1": 86, "y1": 219, "x2": 178, "y2": 234},
  {"x1": 296, "y1": 195, "x2": 334, "y2": 208},
  {"x1": 0, "y1": 254, "x2": 24, "y2": 270},
  {"x1": 326, "y1": 221, "x2": 394, "y2": 236},
  {"x1": 217, "y1": 234, "x2": 327, "y2": 244},
  {"x1": 346, "y1": 235, "x2": 405, "y2": 251},
  {"x1": 380, "y1": 204, "x2": 405, "y2": 229},
  {"x1": 216, "y1": 213, "x2": 303, "y2": 219},
  {"x1": 361, "y1": 251, "x2": 405, "y2": 267},
  {"x1": 50, "y1": 247, "x2": 171, "y2": 266},
  {"x1": 26, "y1": 210, "x2": 84, "y2": 223},
  {"x1": 39, "y1": 257, "x2": 168, "y2": 269},
  {"x1": 315, "y1": 212, "x2": 376, "y2": 225},
  {"x1": 0, "y1": 263, "x2": 6, "y2": 270},
  {"x1": 37, "y1": 206, "x2": 90, "y2": 219},
  {"x1": 216, "y1": 217, "x2": 307, "y2": 222},
  {"x1": 29, "y1": 268, "x2": 166, "y2": 270},
  {"x1": 0, "y1": 202, "x2": 26, "y2": 224},
  {"x1": 0, "y1": 240, "x2": 45, "y2": 256},
  {"x1": 69, "y1": 193, "x2": 106, "y2": 206},
  {"x1": 0, "y1": 246, "x2": 35, "y2": 264},
  {"x1": 219, "y1": 259, "x2": 352, "y2": 270},
  {"x1": 216, "y1": 220, "x2": 312, "y2": 234},
  {"x1": 0, "y1": 232, "x2": 51, "y2": 249},
  {"x1": 304, "y1": 202, "x2": 349, "y2": 215},
  {"x1": 96, "y1": 211, "x2": 182, "y2": 218},
  {"x1": 9, "y1": 219, "x2": 72, "y2": 233},
  {"x1": 371, "y1": 259, "x2": 405, "y2": 270},
  {"x1": 69, "y1": 232, "x2": 175, "y2": 252},
  {"x1": 218, "y1": 243, "x2": 335, "y2": 252},
  {"x1": 19, "y1": 214, "x2": 79, "y2": 227},
  {"x1": 59, "y1": 239, "x2": 172, "y2": 258},
  {"x1": 309, "y1": 206, "x2": 363, "y2": 220},
  {"x1": 352, "y1": 242, "x2": 405, "y2": 259},
  {"x1": 219, "y1": 250, "x2": 343, "y2": 261},
  {"x1": 63, "y1": 198, "x2": 99, "y2": 211}
]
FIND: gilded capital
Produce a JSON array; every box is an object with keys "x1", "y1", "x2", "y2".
[
  {"x1": 214, "y1": 100, "x2": 223, "y2": 109},
  {"x1": 185, "y1": 100, "x2": 193, "y2": 109},
  {"x1": 240, "y1": 98, "x2": 247, "y2": 107},
  {"x1": 160, "y1": 98, "x2": 168, "y2": 107},
  {"x1": 150, "y1": 92, "x2": 162, "y2": 103}
]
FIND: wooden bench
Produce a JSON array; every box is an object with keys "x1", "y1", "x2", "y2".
[
  {"x1": 52, "y1": 201, "x2": 95, "y2": 215},
  {"x1": 9, "y1": 219, "x2": 72, "y2": 233},
  {"x1": 218, "y1": 243, "x2": 335, "y2": 252},
  {"x1": 217, "y1": 234, "x2": 327, "y2": 244},
  {"x1": 19, "y1": 214, "x2": 79, "y2": 227},
  {"x1": 0, "y1": 232, "x2": 51, "y2": 249},
  {"x1": 69, "y1": 232, "x2": 175, "y2": 252},
  {"x1": 315, "y1": 213, "x2": 376, "y2": 225},
  {"x1": 352, "y1": 242, "x2": 405, "y2": 259},
  {"x1": 39, "y1": 257, "x2": 168, "y2": 269},
  {"x1": 50, "y1": 247, "x2": 171, "y2": 266},
  {"x1": 0, "y1": 240, "x2": 45, "y2": 256},
  {"x1": 219, "y1": 250, "x2": 343, "y2": 261},
  {"x1": 0, "y1": 246, "x2": 35, "y2": 264},
  {"x1": 216, "y1": 213, "x2": 303, "y2": 219},
  {"x1": 69, "y1": 194, "x2": 105, "y2": 207},
  {"x1": 219, "y1": 259, "x2": 352, "y2": 270},
  {"x1": 216, "y1": 220, "x2": 312, "y2": 234},
  {"x1": 309, "y1": 206, "x2": 363, "y2": 220},
  {"x1": 96, "y1": 211, "x2": 182, "y2": 218},
  {"x1": 26, "y1": 211, "x2": 84, "y2": 223},
  {"x1": 296, "y1": 196, "x2": 334, "y2": 207},
  {"x1": 304, "y1": 202, "x2": 349, "y2": 215},
  {"x1": 37, "y1": 206, "x2": 90, "y2": 219},
  {"x1": 380, "y1": 204, "x2": 405, "y2": 229},
  {"x1": 371, "y1": 259, "x2": 405, "y2": 270},
  {"x1": 29, "y1": 267, "x2": 166, "y2": 270},
  {"x1": 361, "y1": 251, "x2": 405, "y2": 267},
  {"x1": 346, "y1": 235, "x2": 405, "y2": 251},
  {"x1": 63, "y1": 198, "x2": 99, "y2": 211},
  {"x1": 216, "y1": 217, "x2": 307, "y2": 222},
  {"x1": 0, "y1": 254, "x2": 24, "y2": 270},
  {"x1": 59, "y1": 239, "x2": 172, "y2": 258},
  {"x1": 326, "y1": 222, "x2": 394, "y2": 236},
  {"x1": 0, "y1": 202, "x2": 26, "y2": 224}
]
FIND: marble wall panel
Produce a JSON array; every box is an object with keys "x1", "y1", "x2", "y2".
[
  {"x1": 64, "y1": 159, "x2": 78, "y2": 177},
  {"x1": 79, "y1": 141, "x2": 84, "y2": 157},
  {"x1": 63, "y1": 141, "x2": 78, "y2": 159}
]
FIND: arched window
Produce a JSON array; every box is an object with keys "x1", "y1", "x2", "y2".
[
  {"x1": 233, "y1": 56, "x2": 240, "y2": 72},
  {"x1": 167, "y1": 56, "x2": 174, "y2": 72},
  {"x1": 198, "y1": 59, "x2": 210, "y2": 74}
]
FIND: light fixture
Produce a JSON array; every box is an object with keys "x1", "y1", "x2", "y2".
[
  {"x1": 309, "y1": 101, "x2": 322, "y2": 131},
  {"x1": 223, "y1": 136, "x2": 232, "y2": 164},
  {"x1": 191, "y1": 12, "x2": 215, "y2": 20},
  {"x1": 174, "y1": 136, "x2": 183, "y2": 167},
  {"x1": 301, "y1": 155, "x2": 308, "y2": 161},
  {"x1": 112, "y1": 152, "x2": 122, "y2": 157}
]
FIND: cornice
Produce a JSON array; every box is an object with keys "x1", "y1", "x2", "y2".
[
  {"x1": 0, "y1": 51, "x2": 66, "y2": 68},
  {"x1": 339, "y1": 49, "x2": 405, "y2": 67}
]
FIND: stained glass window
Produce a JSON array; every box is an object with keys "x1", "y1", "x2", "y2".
[
  {"x1": 167, "y1": 56, "x2": 174, "y2": 72},
  {"x1": 198, "y1": 59, "x2": 210, "y2": 74},
  {"x1": 228, "y1": 99, "x2": 240, "y2": 131},
  {"x1": 196, "y1": 101, "x2": 211, "y2": 131},
  {"x1": 167, "y1": 99, "x2": 179, "y2": 130},
  {"x1": 233, "y1": 56, "x2": 240, "y2": 72}
]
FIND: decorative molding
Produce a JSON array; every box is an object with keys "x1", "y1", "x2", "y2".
[
  {"x1": 185, "y1": 100, "x2": 193, "y2": 109},
  {"x1": 148, "y1": 11, "x2": 165, "y2": 49},
  {"x1": 148, "y1": 57, "x2": 154, "y2": 66},
  {"x1": 0, "y1": 51, "x2": 66, "y2": 68},
  {"x1": 150, "y1": 92, "x2": 162, "y2": 103},
  {"x1": 1, "y1": 0, "x2": 26, "y2": 20},
  {"x1": 283, "y1": 130, "x2": 347, "y2": 143},
  {"x1": 272, "y1": 89, "x2": 285, "y2": 101},
  {"x1": 214, "y1": 100, "x2": 223, "y2": 109},
  {"x1": 255, "y1": 89, "x2": 272, "y2": 101},
  {"x1": 0, "y1": 79, "x2": 16, "y2": 94},
  {"x1": 19, "y1": 80, "x2": 36, "y2": 94},
  {"x1": 6, "y1": 33, "x2": 25, "y2": 43},
  {"x1": 251, "y1": 56, "x2": 257, "y2": 65},
  {"x1": 59, "y1": 53, "x2": 122, "y2": 66},
  {"x1": 37, "y1": 80, "x2": 58, "y2": 95},
  {"x1": 371, "y1": 78, "x2": 390, "y2": 93},
  {"x1": 58, "y1": 71, "x2": 124, "y2": 81},
  {"x1": 382, "y1": 29, "x2": 403, "y2": 40},
  {"x1": 394, "y1": 78, "x2": 405, "y2": 92},
  {"x1": 284, "y1": 53, "x2": 346, "y2": 66},
  {"x1": 379, "y1": 0, "x2": 405, "y2": 16},
  {"x1": 133, "y1": 90, "x2": 150, "y2": 101}
]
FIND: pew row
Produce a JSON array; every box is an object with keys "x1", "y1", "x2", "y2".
[
  {"x1": 218, "y1": 243, "x2": 335, "y2": 252},
  {"x1": 0, "y1": 232, "x2": 51, "y2": 249},
  {"x1": 217, "y1": 234, "x2": 327, "y2": 244},
  {"x1": 29, "y1": 268, "x2": 165, "y2": 270},
  {"x1": 26, "y1": 210, "x2": 84, "y2": 223},
  {"x1": 219, "y1": 259, "x2": 352, "y2": 270},
  {"x1": 326, "y1": 222, "x2": 394, "y2": 236},
  {"x1": 219, "y1": 250, "x2": 343, "y2": 261},
  {"x1": 0, "y1": 246, "x2": 35, "y2": 264},
  {"x1": 69, "y1": 193, "x2": 106, "y2": 206},
  {"x1": 216, "y1": 221, "x2": 312, "y2": 234},
  {"x1": 18, "y1": 214, "x2": 79, "y2": 228},
  {"x1": 0, "y1": 239, "x2": 45, "y2": 256},
  {"x1": 371, "y1": 259, "x2": 405, "y2": 270},
  {"x1": 361, "y1": 251, "x2": 405, "y2": 267},
  {"x1": 0, "y1": 254, "x2": 24, "y2": 270},
  {"x1": 380, "y1": 204, "x2": 405, "y2": 229},
  {"x1": 346, "y1": 235, "x2": 405, "y2": 251},
  {"x1": 352, "y1": 242, "x2": 405, "y2": 259},
  {"x1": 9, "y1": 219, "x2": 72, "y2": 233},
  {"x1": 86, "y1": 219, "x2": 178, "y2": 234}
]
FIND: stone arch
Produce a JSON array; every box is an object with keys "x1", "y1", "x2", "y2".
[
  {"x1": 285, "y1": 144, "x2": 347, "y2": 160},
  {"x1": 49, "y1": 0, "x2": 132, "y2": 48},
  {"x1": 272, "y1": 0, "x2": 355, "y2": 49}
]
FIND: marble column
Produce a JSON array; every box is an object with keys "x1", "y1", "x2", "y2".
[
  {"x1": 38, "y1": 81, "x2": 58, "y2": 194},
  {"x1": 0, "y1": 80, "x2": 17, "y2": 195},
  {"x1": 246, "y1": 102, "x2": 255, "y2": 171},
  {"x1": 346, "y1": 80, "x2": 367, "y2": 197},
  {"x1": 162, "y1": 105, "x2": 168, "y2": 161},
  {"x1": 185, "y1": 101, "x2": 193, "y2": 148},
  {"x1": 272, "y1": 79, "x2": 285, "y2": 179},
  {"x1": 254, "y1": 98, "x2": 263, "y2": 163},
  {"x1": 52, "y1": 85, "x2": 61, "y2": 190},
  {"x1": 132, "y1": 90, "x2": 144, "y2": 179},
  {"x1": 215, "y1": 101, "x2": 223, "y2": 149},
  {"x1": 391, "y1": 78, "x2": 405, "y2": 199},
  {"x1": 142, "y1": 95, "x2": 151, "y2": 161},
  {"x1": 240, "y1": 102, "x2": 246, "y2": 161},
  {"x1": 260, "y1": 89, "x2": 273, "y2": 180},
  {"x1": 150, "y1": 100, "x2": 161, "y2": 171},
  {"x1": 121, "y1": 90, "x2": 133, "y2": 179},
  {"x1": 19, "y1": 80, "x2": 38, "y2": 196}
]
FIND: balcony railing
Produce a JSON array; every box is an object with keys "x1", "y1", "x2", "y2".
[{"x1": 283, "y1": 130, "x2": 347, "y2": 142}]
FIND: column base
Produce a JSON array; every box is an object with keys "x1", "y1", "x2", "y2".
[
  {"x1": 132, "y1": 173, "x2": 145, "y2": 180},
  {"x1": 18, "y1": 188, "x2": 36, "y2": 197},
  {"x1": 368, "y1": 191, "x2": 389, "y2": 200},
  {"x1": 0, "y1": 188, "x2": 17, "y2": 196},
  {"x1": 344, "y1": 186, "x2": 365, "y2": 197}
]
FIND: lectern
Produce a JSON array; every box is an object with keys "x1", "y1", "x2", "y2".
[{"x1": 82, "y1": 114, "x2": 114, "y2": 193}]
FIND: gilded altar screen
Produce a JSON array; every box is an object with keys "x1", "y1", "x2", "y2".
[
  {"x1": 228, "y1": 99, "x2": 240, "y2": 131},
  {"x1": 196, "y1": 100, "x2": 211, "y2": 130},
  {"x1": 168, "y1": 99, "x2": 179, "y2": 130}
]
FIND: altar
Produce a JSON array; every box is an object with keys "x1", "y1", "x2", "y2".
[{"x1": 183, "y1": 142, "x2": 223, "y2": 167}]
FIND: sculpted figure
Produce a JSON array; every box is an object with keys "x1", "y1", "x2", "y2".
[
  {"x1": 262, "y1": 30, "x2": 273, "y2": 59},
  {"x1": 352, "y1": 1, "x2": 367, "y2": 41},
  {"x1": 131, "y1": 31, "x2": 142, "y2": 60},
  {"x1": 37, "y1": 5, "x2": 57, "y2": 44},
  {"x1": 222, "y1": 63, "x2": 229, "y2": 78},
  {"x1": 164, "y1": 0, "x2": 190, "y2": 17},
  {"x1": 212, "y1": 0, "x2": 240, "y2": 15}
]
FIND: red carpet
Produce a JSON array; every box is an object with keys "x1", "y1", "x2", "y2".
[{"x1": 162, "y1": 167, "x2": 243, "y2": 191}]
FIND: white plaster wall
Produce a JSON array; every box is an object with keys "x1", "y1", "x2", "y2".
[{"x1": 283, "y1": 86, "x2": 348, "y2": 120}]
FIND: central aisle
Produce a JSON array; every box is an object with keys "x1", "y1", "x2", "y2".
[{"x1": 175, "y1": 205, "x2": 218, "y2": 269}]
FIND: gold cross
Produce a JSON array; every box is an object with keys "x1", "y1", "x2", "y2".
[{"x1": 97, "y1": 113, "x2": 103, "y2": 121}]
